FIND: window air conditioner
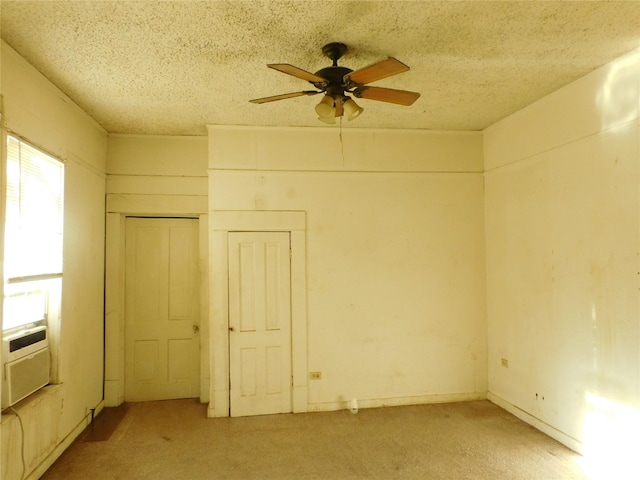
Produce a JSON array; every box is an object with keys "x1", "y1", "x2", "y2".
[{"x1": 2, "y1": 325, "x2": 50, "y2": 409}]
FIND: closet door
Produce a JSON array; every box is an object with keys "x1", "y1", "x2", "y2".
[{"x1": 125, "y1": 217, "x2": 200, "y2": 401}]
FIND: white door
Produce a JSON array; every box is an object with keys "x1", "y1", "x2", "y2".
[
  {"x1": 124, "y1": 217, "x2": 200, "y2": 401},
  {"x1": 228, "y1": 232, "x2": 292, "y2": 417}
]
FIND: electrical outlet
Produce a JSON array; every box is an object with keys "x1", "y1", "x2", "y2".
[
  {"x1": 309, "y1": 371, "x2": 322, "y2": 380},
  {"x1": 501, "y1": 358, "x2": 509, "y2": 368}
]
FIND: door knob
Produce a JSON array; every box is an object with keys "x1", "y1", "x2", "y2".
[
  {"x1": 192, "y1": 325, "x2": 200, "y2": 334},
  {"x1": 229, "y1": 326, "x2": 234, "y2": 332}
]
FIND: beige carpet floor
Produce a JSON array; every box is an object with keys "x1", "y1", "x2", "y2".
[{"x1": 41, "y1": 399, "x2": 587, "y2": 480}]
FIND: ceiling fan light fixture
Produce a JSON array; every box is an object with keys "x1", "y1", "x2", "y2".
[
  {"x1": 317, "y1": 114, "x2": 336, "y2": 124},
  {"x1": 315, "y1": 94, "x2": 335, "y2": 118},
  {"x1": 343, "y1": 98, "x2": 363, "y2": 121}
]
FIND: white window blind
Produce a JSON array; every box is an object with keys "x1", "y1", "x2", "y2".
[{"x1": 5, "y1": 135, "x2": 64, "y2": 282}]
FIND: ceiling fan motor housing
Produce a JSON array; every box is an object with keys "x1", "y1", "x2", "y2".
[{"x1": 312, "y1": 66, "x2": 354, "y2": 97}]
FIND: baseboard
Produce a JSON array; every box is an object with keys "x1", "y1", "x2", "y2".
[
  {"x1": 25, "y1": 399, "x2": 105, "y2": 480},
  {"x1": 207, "y1": 391, "x2": 488, "y2": 417},
  {"x1": 307, "y1": 391, "x2": 487, "y2": 413},
  {"x1": 487, "y1": 392, "x2": 584, "y2": 454}
]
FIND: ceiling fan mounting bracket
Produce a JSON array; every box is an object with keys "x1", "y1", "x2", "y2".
[{"x1": 322, "y1": 42, "x2": 348, "y2": 66}]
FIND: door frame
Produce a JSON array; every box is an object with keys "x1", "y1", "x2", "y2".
[
  {"x1": 104, "y1": 212, "x2": 209, "y2": 407},
  {"x1": 209, "y1": 211, "x2": 307, "y2": 418}
]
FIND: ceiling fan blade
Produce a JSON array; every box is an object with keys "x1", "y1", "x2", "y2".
[
  {"x1": 267, "y1": 64, "x2": 328, "y2": 83},
  {"x1": 249, "y1": 91, "x2": 319, "y2": 104},
  {"x1": 346, "y1": 57, "x2": 410, "y2": 85},
  {"x1": 353, "y1": 86, "x2": 420, "y2": 106}
]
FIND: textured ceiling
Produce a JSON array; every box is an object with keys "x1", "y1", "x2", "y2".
[{"x1": 1, "y1": 1, "x2": 640, "y2": 135}]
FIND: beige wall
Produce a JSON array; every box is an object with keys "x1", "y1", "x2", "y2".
[
  {"x1": 484, "y1": 47, "x2": 640, "y2": 463},
  {"x1": 1, "y1": 41, "x2": 107, "y2": 479},
  {"x1": 106, "y1": 134, "x2": 207, "y2": 213},
  {"x1": 208, "y1": 126, "x2": 487, "y2": 413}
]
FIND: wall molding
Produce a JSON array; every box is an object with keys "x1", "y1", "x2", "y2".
[
  {"x1": 308, "y1": 391, "x2": 487, "y2": 413},
  {"x1": 488, "y1": 392, "x2": 584, "y2": 454}
]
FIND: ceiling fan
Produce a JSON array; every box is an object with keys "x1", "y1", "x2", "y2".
[{"x1": 249, "y1": 42, "x2": 421, "y2": 124}]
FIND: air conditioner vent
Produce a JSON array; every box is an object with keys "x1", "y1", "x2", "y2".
[
  {"x1": 9, "y1": 329, "x2": 47, "y2": 352},
  {"x1": 2, "y1": 347, "x2": 50, "y2": 408}
]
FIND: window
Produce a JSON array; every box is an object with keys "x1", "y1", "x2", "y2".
[{"x1": 3, "y1": 135, "x2": 64, "y2": 332}]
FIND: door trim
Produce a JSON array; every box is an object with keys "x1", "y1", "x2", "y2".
[
  {"x1": 104, "y1": 213, "x2": 209, "y2": 407},
  {"x1": 210, "y1": 211, "x2": 307, "y2": 418}
]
